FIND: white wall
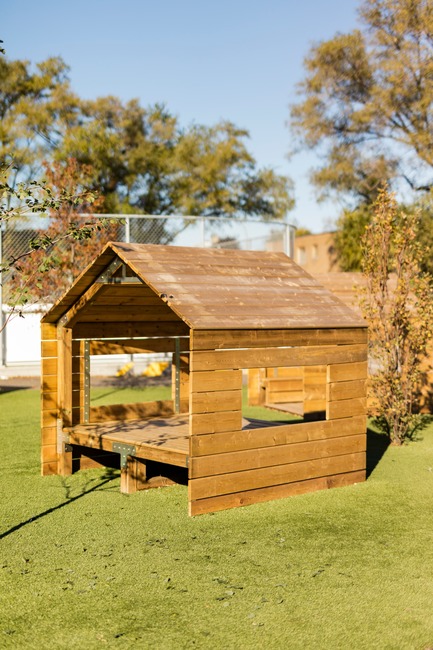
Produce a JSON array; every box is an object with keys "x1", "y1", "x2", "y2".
[
  {"x1": 3, "y1": 307, "x2": 44, "y2": 364},
  {"x1": 2, "y1": 307, "x2": 169, "y2": 374}
]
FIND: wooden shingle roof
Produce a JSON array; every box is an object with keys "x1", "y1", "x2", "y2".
[{"x1": 42, "y1": 242, "x2": 366, "y2": 329}]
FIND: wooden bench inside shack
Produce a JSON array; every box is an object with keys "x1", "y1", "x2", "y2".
[{"x1": 41, "y1": 242, "x2": 368, "y2": 515}]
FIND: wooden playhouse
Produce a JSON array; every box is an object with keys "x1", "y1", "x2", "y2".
[{"x1": 41, "y1": 242, "x2": 368, "y2": 515}]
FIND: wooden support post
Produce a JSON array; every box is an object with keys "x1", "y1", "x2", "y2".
[
  {"x1": 174, "y1": 337, "x2": 180, "y2": 414},
  {"x1": 41, "y1": 323, "x2": 59, "y2": 475},
  {"x1": 247, "y1": 368, "x2": 266, "y2": 406},
  {"x1": 58, "y1": 442, "x2": 73, "y2": 476},
  {"x1": 57, "y1": 326, "x2": 74, "y2": 475},
  {"x1": 120, "y1": 457, "x2": 147, "y2": 494},
  {"x1": 83, "y1": 340, "x2": 90, "y2": 423}
]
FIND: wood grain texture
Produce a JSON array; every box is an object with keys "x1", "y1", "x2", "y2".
[
  {"x1": 41, "y1": 341, "x2": 58, "y2": 358},
  {"x1": 41, "y1": 410, "x2": 58, "y2": 428},
  {"x1": 121, "y1": 457, "x2": 147, "y2": 494},
  {"x1": 190, "y1": 390, "x2": 242, "y2": 415},
  {"x1": 327, "y1": 361, "x2": 368, "y2": 382},
  {"x1": 41, "y1": 460, "x2": 58, "y2": 476},
  {"x1": 67, "y1": 415, "x2": 189, "y2": 467},
  {"x1": 89, "y1": 400, "x2": 174, "y2": 423},
  {"x1": 191, "y1": 328, "x2": 367, "y2": 350},
  {"x1": 42, "y1": 242, "x2": 366, "y2": 330},
  {"x1": 41, "y1": 323, "x2": 58, "y2": 340},
  {"x1": 189, "y1": 452, "x2": 365, "y2": 501},
  {"x1": 190, "y1": 344, "x2": 367, "y2": 372},
  {"x1": 189, "y1": 433, "x2": 365, "y2": 479},
  {"x1": 42, "y1": 358, "x2": 57, "y2": 376},
  {"x1": 327, "y1": 397, "x2": 367, "y2": 420},
  {"x1": 190, "y1": 410, "x2": 243, "y2": 435},
  {"x1": 61, "y1": 283, "x2": 106, "y2": 327},
  {"x1": 328, "y1": 379, "x2": 367, "y2": 401},
  {"x1": 189, "y1": 470, "x2": 365, "y2": 515},
  {"x1": 90, "y1": 337, "x2": 189, "y2": 355},
  {"x1": 57, "y1": 327, "x2": 73, "y2": 428},
  {"x1": 73, "y1": 321, "x2": 189, "y2": 339},
  {"x1": 190, "y1": 415, "x2": 366, "y2": 455},
  {"x1": 190, "y1": 369, "x2": 243, "y2": 393}
]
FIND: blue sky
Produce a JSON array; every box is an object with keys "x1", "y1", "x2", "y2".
[{"x1": 3, "y1": 0, "x2": 360, "y2": 232}]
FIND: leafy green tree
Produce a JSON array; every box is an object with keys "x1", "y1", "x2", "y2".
[
  {"x1": 57, "y1": 100, "x2": 294, "y2": 219},
  {"x1": 290, "y1": 0, "x2": 433, "y2": 204},
  {"x1": 0, "y1": 55, "x2": 78, "y2": 185},
  {"x1": 334, "y1": 205, "x2": 374, "y2": 271},
  {"x1": 335, "y1": 201, "x2": 433, "y2": 274},
  {"x1": 359, "y1": 188, "x2": 433, "y2": 444},
  {"x1": 1, "y1": 54, "x2": 294, "y2": 221}
]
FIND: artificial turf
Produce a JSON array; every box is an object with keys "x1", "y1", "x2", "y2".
[{"x1": 1, "y1": 387, "x2": 433, "y2": 649}]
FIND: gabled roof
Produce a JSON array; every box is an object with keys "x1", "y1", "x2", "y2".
[{"x1": 42, "y1": 242, "x2": 366, "y2": 329}]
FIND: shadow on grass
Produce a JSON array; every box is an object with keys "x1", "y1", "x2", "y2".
[
  {"x1": 0, "y1": 386, "x2": 29, "y2": 394},
  {"x1": 366, "y1": 427, "x2": 390, "y2": 478},
  {"x1": 0, "y1": 469, "x2": 118, "y2": 541}
]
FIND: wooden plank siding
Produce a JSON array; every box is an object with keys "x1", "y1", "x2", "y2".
[
  {"x1": 89, "y1": 400, "x2": 175, "y2": 423},
  {"x1": 188, "y1": 337, "x2": 368, "y2": 515},
  {"x1": 191, "y1": 328, "x2": 368, "y2": 350},
  {"x1": 40, "y1": 242, "x2": 368, "y2": 516},
  {"x1": 73, "y1": 321, "x2": 189, "y2": 339},
  {"x1": 41, "y1": 323, "x2": 59, "y2": 475},
  {"x1": 304, "y1": 366, "x2": 326, "y2": 419},
  {"x1": 190, "y1": 344, "x2": 367, "y2": 372}
]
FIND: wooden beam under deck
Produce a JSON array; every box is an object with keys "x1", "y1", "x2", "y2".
[{"x1": 64, "y1": 415, "x2": 189, "y2": 468}]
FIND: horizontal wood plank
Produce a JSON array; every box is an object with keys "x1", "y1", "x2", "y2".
[
  {"x1": 328, "y1": 379, "x2": 367, "y2": 401},
  {"x1": 41, "y1": 444, "x2": 58, "y2": 464},
  {"x1": 267, "y1": 390, "x2": 304, "y2": 403},
  {"x1": 41, "y1": 376, "x2": 57, "y2": 392},
  {"x1": 69, "y1": 432, "x2": 187, "y2": 467},
  {"x1": 190, "y1": 370, "x2": 243, "y2": 393},
  {"x1": 189, "y1": 470, "x2": 366, "y2": 515},
  {"x1": 41, "y1": 323, "x2": 58, "y2": 340},
  {"x1": 327, "y1": 361, "x2": 368, "y2": 382},
  {"x1": 190, "y1": 345, "x2": 367, "y2": 372},
  {"x1": 327, "y1": 397, "x2": 367, "y2": 420},
  {"x1": 41, "y1": 341, "x2": 58, "y2": 358},
  {"x1": 265, "y1": 378, "x2": 304, "y2": 391},
  {"x1": 72, "y1": 321, "x2": 190, "y2": 339},
  {"x1": 89, "y1": 400, "x2": 174, "y2": 423},
  {"x1": 41, "y1": 426, "x2": 57, "y2": 446},
  {"x1": 190, "y1": 390, "x2": 242, "y2": 414},
  {"x1": 191, "y1": 414, "x2": 366, "y2": 455},
  {"x1": 190, "y1": 434, "x2": 365, "y2": 479},
  {"x1": 76, "y1": 310, "x2": 181, "y2": 323},
  {"x1": 42, "y1": 358, "x2": 57, "y2": 376},
  {"x1": 90, "y1": 338, "x2": 189, "y2": 355},
  {"x1": 41, "y1": 392, "x2": 58, "y2": 410},
  {"x1": 41, "y1": 409, "x2": 58, "y2": 427},
  {"x1": 190, "y1": 410, "x2": 242, "y2": 435},
  {"x1": 190, "y1": 452, "x2": 365, "y2": 501}
]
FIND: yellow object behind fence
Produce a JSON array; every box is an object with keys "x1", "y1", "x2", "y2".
[
  {"x1": 116, "y1": 361, "x2": 134, "y2": 377},
  {"x1": 142, "y1": 361, "x2": 169, "y2": 378}
]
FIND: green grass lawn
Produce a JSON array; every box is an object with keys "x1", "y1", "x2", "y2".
[{"x1": 1, "y1": 388, "x2": 433, "y2": 649}]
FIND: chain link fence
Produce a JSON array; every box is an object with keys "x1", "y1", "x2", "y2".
[
  {"x1": 1, "y1": 214, "x2": 294, "y2": 297},
  {"x1": 0, "y1": 214, "x2": 295, "y2": 366}
]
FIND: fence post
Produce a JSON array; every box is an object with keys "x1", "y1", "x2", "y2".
[
  {"x1": 285, "y1": 223, "x2": 295, "y2": 258},
  {"x1": 200, "y1": 217, "x2": 205, "y2": 247},
  {"x1": 125, "y1": 216, "x2": 131, "y2": 244}
]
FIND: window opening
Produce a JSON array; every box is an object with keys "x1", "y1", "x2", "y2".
[{"x1": 246, "y1": 364, "x2": 327, "y2": 426}]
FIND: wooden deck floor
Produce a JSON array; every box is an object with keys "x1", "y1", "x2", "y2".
[
  {"x1": 65, "y1": 413, "x2": 299, "y2": 469},
  {"x1": 265, "y1": 402, "x2": 304, "y2": 417},
  {"x1": 66, "y1": 415, "x2": 190, "y2": 468}
]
